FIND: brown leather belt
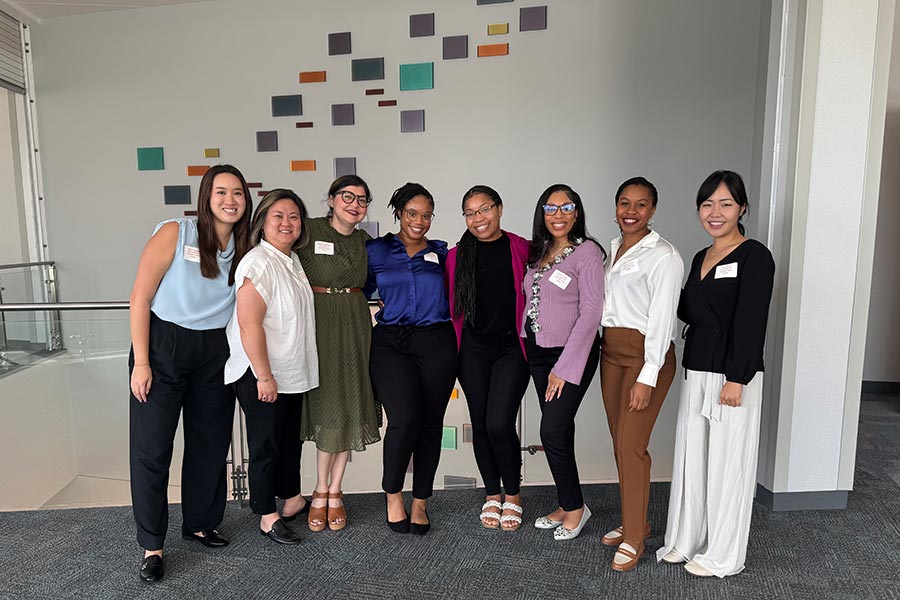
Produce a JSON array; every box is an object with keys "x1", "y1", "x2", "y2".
[{"x1": 310, "y1": 286, "x2": 362, "y2": 295}]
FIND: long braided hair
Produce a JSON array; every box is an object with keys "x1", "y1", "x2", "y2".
[{"x1": 453, "y1": 185, "x2": 503, "y2": 327}]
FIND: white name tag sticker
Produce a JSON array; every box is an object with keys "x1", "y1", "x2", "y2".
[
  {"x1": 423, "y1": 252, "x2": 439, "y2": 264},
  {"x1": 548, "y1": 269, "x2": 572, "y2": 290},
  {"x1": 184, "y1": 245, "x2": 200, "y2": 263},
  {"x1": 715, "y1": 262, "x2": 738, "y2": 279},
  {"x1": 314, "y1": 241, "x2": 335, "y2": 255},
  {"x1": 620, "y1": 260, "x2": 640, "y2": 275}
]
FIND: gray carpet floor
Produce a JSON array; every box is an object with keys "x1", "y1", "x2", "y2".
[{"x1": 2, "y1": 395, "x2": 899, "y2": 600}]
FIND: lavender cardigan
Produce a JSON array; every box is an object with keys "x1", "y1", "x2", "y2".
[
  {"x1": 447, "y1": 230, "x2": 530, "y2": 358},
  {"x1": 520, "y1": 241, "x2": 605, "y2": 385}
]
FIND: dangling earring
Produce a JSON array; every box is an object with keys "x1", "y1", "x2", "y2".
[{"x1": 648, "y1": 218, "x2": 654, "y2": 227}]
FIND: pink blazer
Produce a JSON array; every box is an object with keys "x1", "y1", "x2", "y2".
[{"x1": 446, "y1": 230, "x2": 530, "y2": 358}]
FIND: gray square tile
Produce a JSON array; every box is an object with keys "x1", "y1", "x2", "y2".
[
  {"x1": 443, "y1": 35, "x2": 468, "y2": 60},
  {"x1": 256, "y1": 130, "x2": 278, "y2": 152},
  {"x1": 520, "y1": 5, "x2": 547, "y2": 31},
  {"x1": 328, "y1": 31, "x2": 351, "y2": 55},
  {"x1": 410, "y1": 12, "x2": 434, "y2": 37},
  {"x1": 332, "y1": 103, "x2": 355, "y2": 126},
  {"x1": 400, "y1": 109, "x2": 425, "y2": 133}
]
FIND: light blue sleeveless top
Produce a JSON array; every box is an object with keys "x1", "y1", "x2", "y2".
[{"x1": 150, "y1": 218, "x2": 236, "y2": 330}]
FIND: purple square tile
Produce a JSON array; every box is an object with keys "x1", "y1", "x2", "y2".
[
  {"x1": 410, "y1": 12, "x2": 434, "y2": 37},
  {"x1": 328, "y1": 31, "x2": 351, "y2": 55},
  {"x1": 400, "y1": 109, "x2": 425, "y2": 133},
  {"x1": 520, "y1": 6, "x2": 547, "y2": 31},
  {"x1": 256, "y1": 130, "x2": 278, "y2": 152},
  {"x1": 334, "y1": 157, "x2": 357, "y2": 178},
  {"x1": 332, "y1": 103, "x2": 355, "y2": 126},
  {"x1": 442, "y1": 35, "x2": 468, "y2": 60}
]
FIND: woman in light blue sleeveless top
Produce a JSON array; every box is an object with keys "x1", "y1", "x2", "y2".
[{"x1": 128, "y1": 165, "x2": 252, "y2": 583}]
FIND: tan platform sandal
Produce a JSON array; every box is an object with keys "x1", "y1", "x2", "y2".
[
  {"x1": 308, "y1": 490, "x2": 328, "y2": 532},
  {"x1": 328, "y1": 492, "x2": 347, "y2": 531}
]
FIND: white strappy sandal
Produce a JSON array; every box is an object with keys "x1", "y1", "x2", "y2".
[
  {"x1": 479, "y1": 500, "x2": 502, "y2": 529},
  {"x1": 499, "y1": 502, "x2": 523, "y2": 532}
]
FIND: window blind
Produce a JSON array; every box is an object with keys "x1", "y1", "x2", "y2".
[{"x1": 0, "y1": 10, "x2": 25, "y2": 94}]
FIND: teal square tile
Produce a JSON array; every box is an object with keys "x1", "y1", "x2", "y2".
[
  {"x1": 137, "y1": 147, "x2": 164, "y2": 171},
  {"x1": 400, "y1": 62, "x2": 434, "y2": 91},
  {"x1": 441, "y1": 425, "x2": 457, "y2": 450}
]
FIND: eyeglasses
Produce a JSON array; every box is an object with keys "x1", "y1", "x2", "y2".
[
  {"x1": 336, "y1": 190, "x2": 372, "y2": 207},
  {"x1": 462, "y1": 203, "x2": 497, "y2": 219},
  {"x1": 542, "y1": 203, "x2": 577, "y2": 216},
  {"x1": 403, "y1": 208, "x2": 434, "y2": 222}
]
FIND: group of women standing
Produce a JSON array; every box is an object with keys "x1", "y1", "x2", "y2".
[{"x1": 128, "y1": 165, "x2": 774, "y2": 583}]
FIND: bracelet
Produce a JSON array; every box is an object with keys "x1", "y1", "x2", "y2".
[
  {"x1": 134, "y1": 363, "x2": 150, "y2": 367},
  {"x1": 257, "y1": 375, "x2": 274, "y2": 383}
]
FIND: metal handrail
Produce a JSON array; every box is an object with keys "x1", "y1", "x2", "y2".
[
  {"x1": 0, "y1": 261, "x2": 55, "y2": 271},
  {"x1": 0, "y1": 301, "x2": 129, "y2": 312}
]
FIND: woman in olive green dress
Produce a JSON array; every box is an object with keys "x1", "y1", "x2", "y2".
[{"x1": 298, "y1": 175, "x2": 382, "y2": 532}]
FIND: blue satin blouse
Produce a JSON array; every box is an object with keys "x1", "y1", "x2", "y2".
[{"x1": 365, "y1": 233, "x2": 451, "y2": 326}]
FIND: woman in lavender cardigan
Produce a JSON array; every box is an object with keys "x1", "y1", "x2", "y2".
[{"x1": 523, "y1": 183, "x2": 605, "y2": 541}]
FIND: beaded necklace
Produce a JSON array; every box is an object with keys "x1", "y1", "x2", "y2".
[{"x1": 526, "y1": 238, "x2": 583, "y2": 333}]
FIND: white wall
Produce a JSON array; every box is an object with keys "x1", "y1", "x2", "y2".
[
  {"x1": 26, "y1": 0, "x2": 764, "y2": 490},
  {"x1": 863, "y1": 3, "x2": 900, "y2": 384}
]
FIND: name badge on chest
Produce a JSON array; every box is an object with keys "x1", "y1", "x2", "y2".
[
  {"x1": 715, "y1": 262, "x2": 738, "y2": 279},
  {"x1": 620, "y1": 260, "x2": 639, "y2": 275},
  {"x1": 314, "y1": 241, "x2": 335, "y2": 255},
  {"x1": 184, "y1": 245, "x2": 200, "y2": 263},
  {"x1": 548, "y1": 269, "x2": 572, "y2": 290},
  {"x1": 423, "y1": 252, "x2": 439, "y2": 264}
]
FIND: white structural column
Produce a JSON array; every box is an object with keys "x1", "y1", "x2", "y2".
[{"x1": 756, "y1": 0, "x2": 895, "y2": 510}]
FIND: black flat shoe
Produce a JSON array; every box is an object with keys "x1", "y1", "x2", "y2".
[
  {"x1": 139, "y1": 555, "x2": 164, "y2": 583},
  {"x1": 260, "y1": 519, "x2": 301, "y2": 545},
  {"x1": 181, "y1": 529, "x2": 229, "y2": 547},
  {"x1": 386, "y1": 517, "x2": 410, "y2": 534},
  {"x1": 281, "y1": 497, "x2": 312, "y2": 522},
  {"x1": 410, "y1": 510, "x2": 430, "y2": 536}
]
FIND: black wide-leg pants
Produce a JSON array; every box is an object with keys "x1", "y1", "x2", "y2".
[
  {"x1": 233, "y1": 368, "x2": 303, "y2": 516},
  {"x1": 370, "y1": 322, "x2": 458, "y2": 499},
  {"x1": 129, "y1": 314, "x2": 235, "y2": 551}
]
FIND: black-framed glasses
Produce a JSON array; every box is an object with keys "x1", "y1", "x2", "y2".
[
  {"x1": 403, "y1": 208, "x2": 434, "y2": 222},
  {"x1": 542, "y1": 203, "x2": 576, "y2": 216},
  {"x1": 336, "y1": 190, "x2": 372, "y2": 207},
  {"x1": 462, "y1": 203, "x2": 497, "y2": 219}
]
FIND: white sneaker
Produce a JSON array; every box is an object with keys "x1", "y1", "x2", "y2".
[
  {"x1": 684, "y1": 560, "x2": 714, "y2": 577},
  {"x1": 553, "y1": 505, "x2": 592, "y2": 541}
]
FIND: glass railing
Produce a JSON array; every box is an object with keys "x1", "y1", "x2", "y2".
[
  {"x1": 0, "y1": 262, "x2": 63, "y2": 376},
  {"x1": 0, "y1": 301, "x2": 685, "y2": 513}
]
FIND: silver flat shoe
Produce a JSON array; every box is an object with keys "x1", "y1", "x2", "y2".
[{"x1": 553, "y1": 504, "x2": 592, "y2": 540}]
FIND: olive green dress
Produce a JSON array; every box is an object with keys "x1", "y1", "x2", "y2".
[{"x1": 298, "y1": 217, "x2": 381, "y2": 452}]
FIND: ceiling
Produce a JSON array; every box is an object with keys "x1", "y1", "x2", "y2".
[{"x1": 0, "y1": 0, "x2": 212, "y2": 21}]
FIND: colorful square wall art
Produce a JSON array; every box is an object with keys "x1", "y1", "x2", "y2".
[
  {"x1": 520, "y1": 6, "x2": 547, "y2": 31},
  {"x1": 477, "y1": 43, "x2": 509, "y2": 57},
  {"x1": 442, "y1": 35, "x2": 468, "y2": 60},
  {"x1": 399, "y1": 62, "x2": 434, "y2": 91},
  {"x1": 334, "y1": 157, "x2": 357, "y2": 178},
  {"x1": 328, "y1": 31, "x2": 351, "y2": 55},
  {"x1": 187, "y1": 165, "x2": 209, "y2": 176},
  {"x1": 351, "y1": 57, "x2": 385, "y2": 81},
  {"x1": 441, "y1": 426, "x2": 457, "y2": 450},
  {"x1": 272, "y1": 95, "x2": 302, "y2": 117},
  {"x1": 332, "y1": 103, "x2": 355, "y2": 126},
  {"x1": 356, "y1": 221, "x2": 379, "y2": 238},
  {"x1": 137, "y1": 147, "x2": 164, "y2": 171},
  {"x1": 256, "y1": 131, "x2": 278, "y2": 152},
  {"x1": 444, "y1": 475, "x2": 477, "y2": 489},
  {"x1": 488, "y1": 23, "x2": 509, "y2": 35},
  {"x1": 290, "y1": 160, "x2": 316, "y2": 171},
  {"x1": 203, "y1": 148, "x2": 219, "y2": 158},
  {"x1": 163, "y1": 185, "x2": 191, "y2": 205},
  {"x1": 477, "y1": 0, "x2": 513, "y2": 4},
  {"x1": 409, "y1": 13, "x2": 434, "y2": 37},
  {"x1": 299, "y1": 71, "x2": 326, "y2": 83},
  {"x1": 400, "y1": 109, "x2": 425, "y2": 133}
]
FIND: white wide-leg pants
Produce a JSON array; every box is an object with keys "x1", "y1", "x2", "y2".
[{"x1": 656, "y1": 369, "x2": 764, "y2": 577}]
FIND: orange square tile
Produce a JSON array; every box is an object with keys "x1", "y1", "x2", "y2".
[
  {"x1": 450, "y1": 388, "x2": 459, "y2": 399},
  {"x1": 290, "y1": 160, "x2": 316, "y2": 172},
  {"x1": 477, "y1": 43, "x2": 509, "y2": 57},
  {"x1": 299, "y1": 70, "x2": 327, "y2": 83},
  {"x1": 187, "y1": 165, "x2": 209, "y2": 176}
]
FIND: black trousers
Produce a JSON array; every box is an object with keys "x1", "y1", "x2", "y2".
[
  {"x1": 233, "y1": 368, "x2": 303, "y2": 516},
  {"x1": 129, "y1": 314, "x2": 234, "y2": 550},
  {"x1": 370, "y1": 322, "x2": 458, "y2": 499},
  {"x1": 458, "y1": 329, "x2": 530, "y2": 496},
  {"x1": 525, "y1": 326, "x2": 601, "y2": 512}
]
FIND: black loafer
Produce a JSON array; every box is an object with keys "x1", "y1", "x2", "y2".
[
  {"x1": 410, "y1": 510, "x2": 431, "y2": 535},
  {"x1": 386, "y1": 517, "x2": 410, "y2": 534},
  {"x1": 281, "y1": 497, "x2": 312, "y2": 522},
  {"x1": 181, "y1": 529, "x2": 229, "y2": 547},
  {"x1": 260, "y1": 519, "x2": 301, "y2": 545},
  {"x1": 139, "y1": 555, "x2": 164, "y2": 583}
]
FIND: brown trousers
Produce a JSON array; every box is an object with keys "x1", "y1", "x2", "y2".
[{"x1": 600, "y1": 327, "x2": 676, "y2": 547}]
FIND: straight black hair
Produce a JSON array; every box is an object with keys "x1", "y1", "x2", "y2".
[
  {"x1": 251, "y1": 188, "x2": 310, "y2": 252},
  {"x1": 696, "y1": 170, "x2": 749, "y2": 235},
  {"x1": 196, "y1": 164, "x2": 253, "y2": 286},
  {"x1": 528, "y1": 183, "x2": 605, "y2": 266},
  {"x1": 453, "y1": 185, "x2": 504, "y2": 324}
]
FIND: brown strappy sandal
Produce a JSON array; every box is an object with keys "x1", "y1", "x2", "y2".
[
  {"x1": 308, "y1": 490, "x2": 328, "y2": 532},
  {"x1": 328, "y1": 492, "x2": 347, "y2": 531}
]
